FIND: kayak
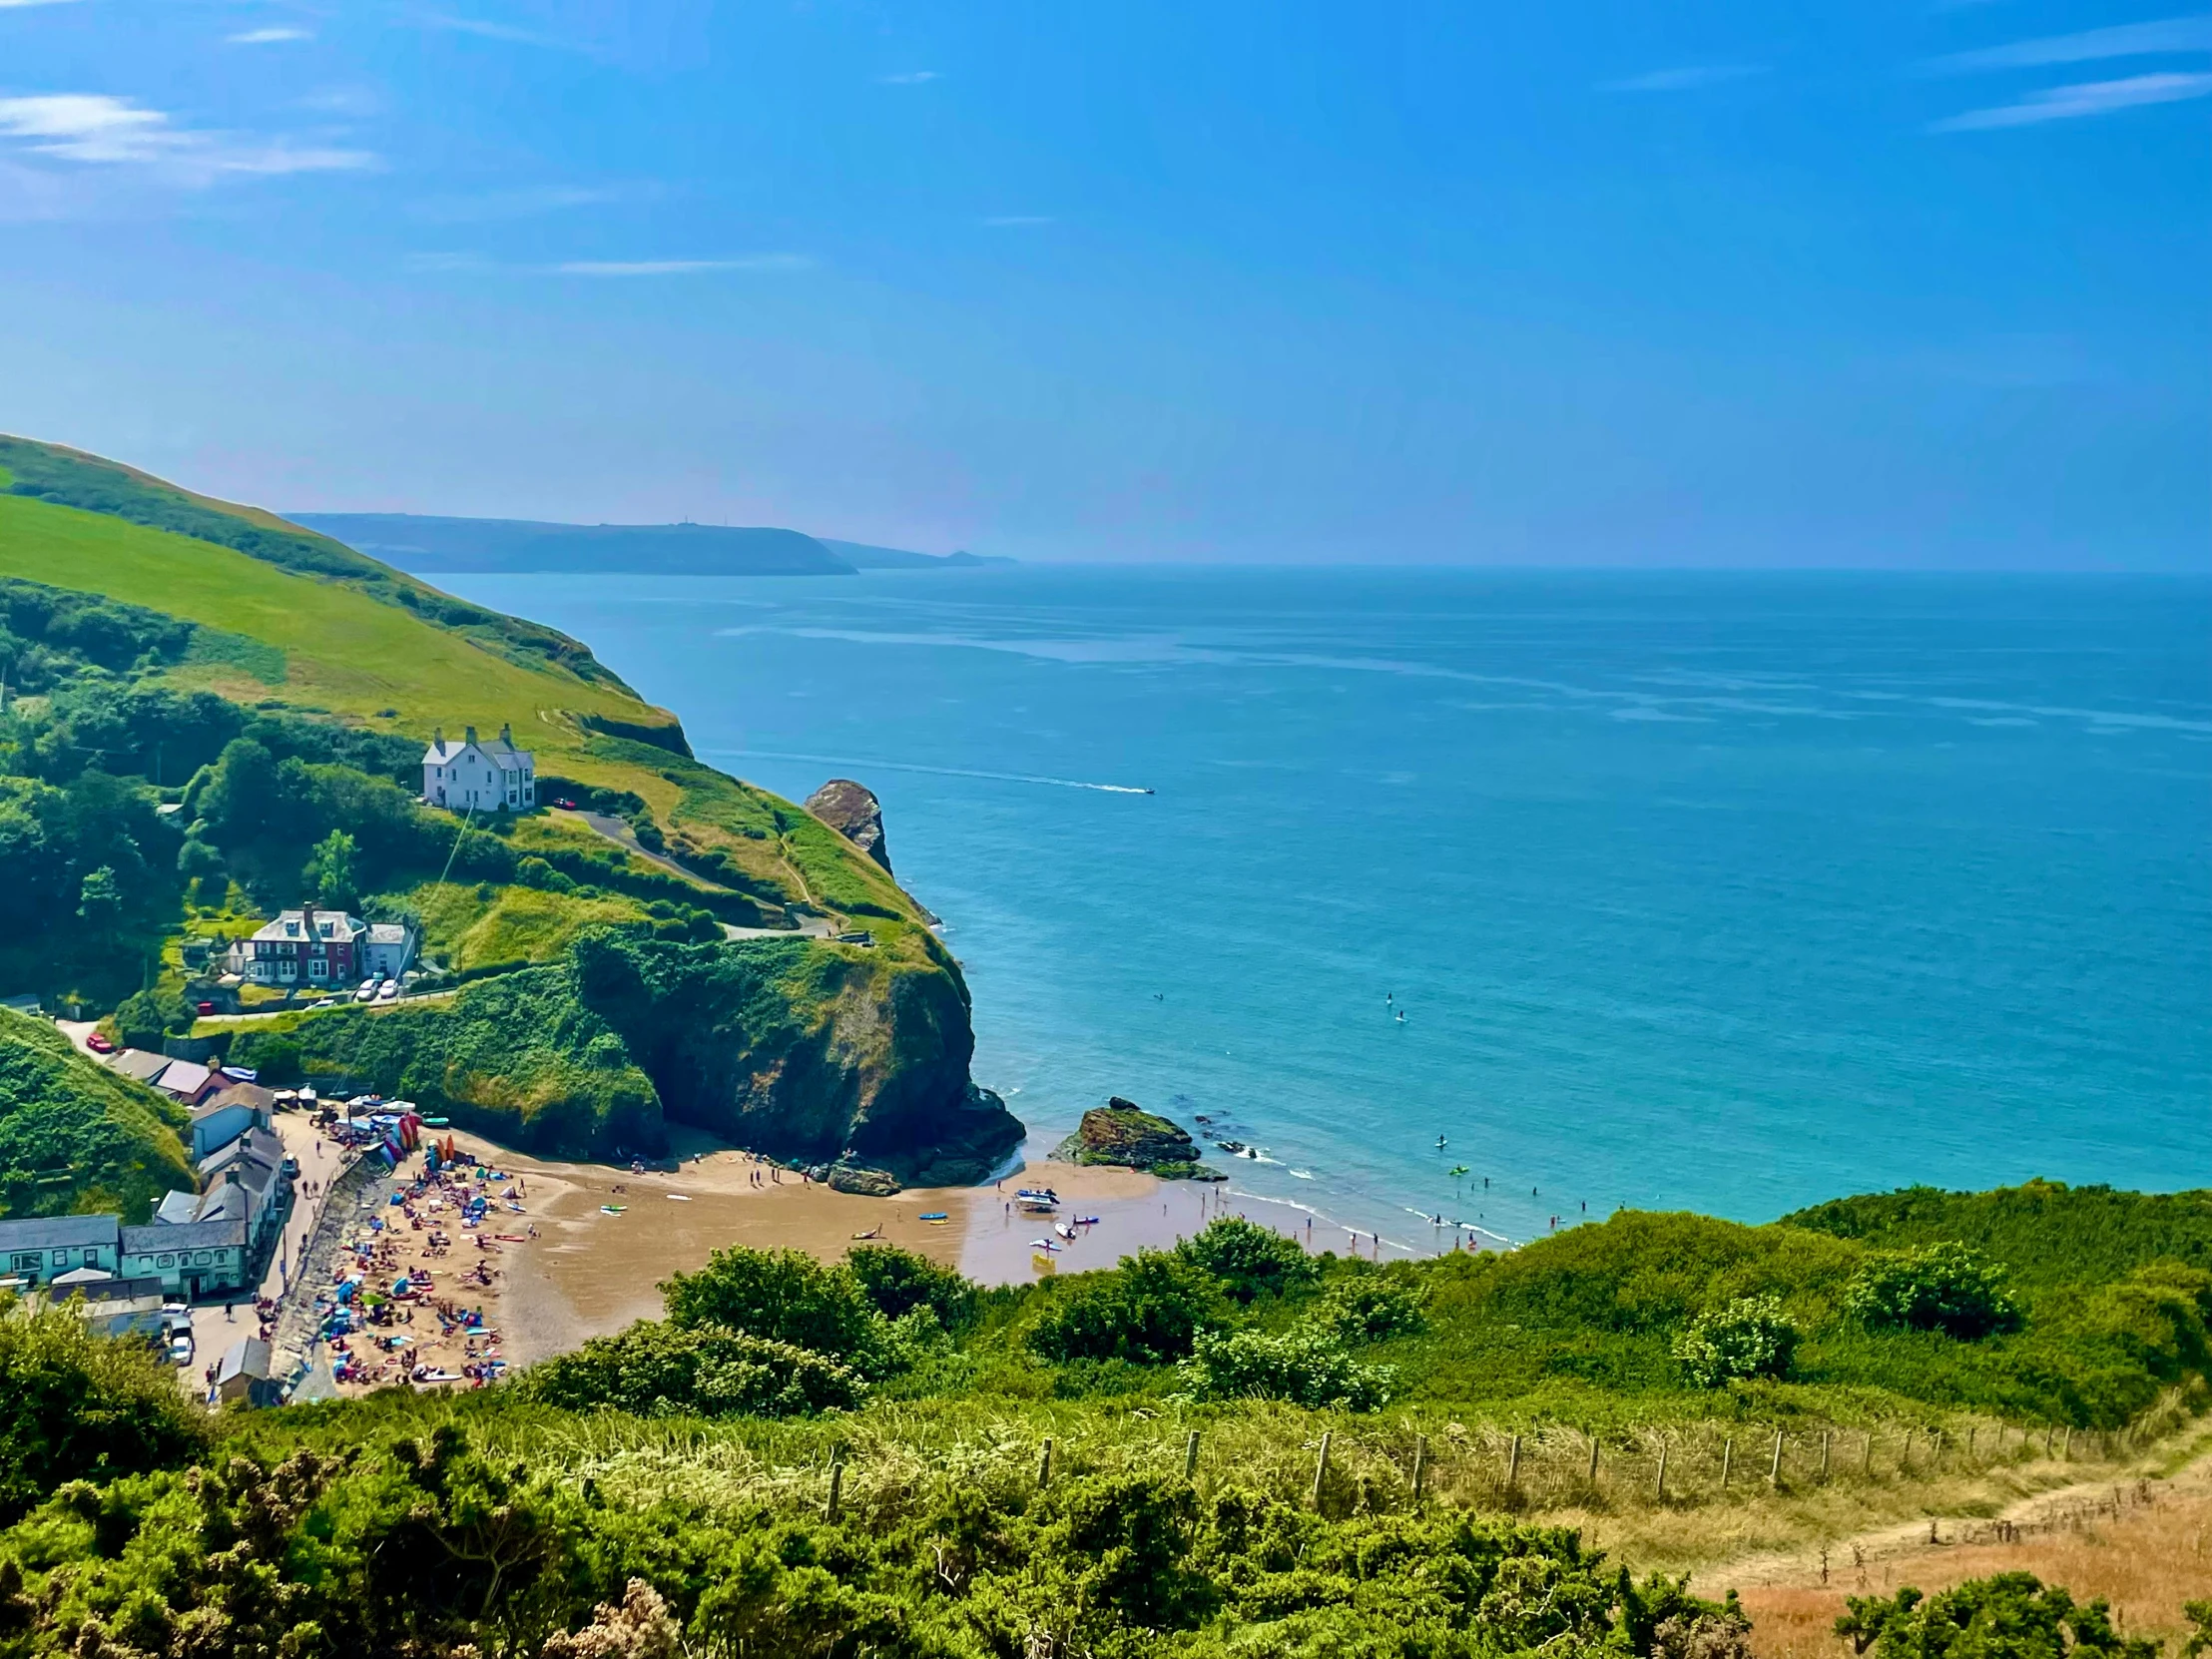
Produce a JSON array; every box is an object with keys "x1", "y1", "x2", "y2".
[
  {"x1": 600, "y1": 1205, "x2": 627, "y2": 1216},
  {"x1": 918, "y1": 1212, "x2": 948, "y2": 1221}
]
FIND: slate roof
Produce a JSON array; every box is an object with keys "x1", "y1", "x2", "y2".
[
  {"x1": 121, "y1": 1219, "x2": 247, "y2": 1255},
  {"x1": 0, "y1": 1215, "x2": 121, "y2": 1253},
  {"x1": 108, "y1": 1050, "x2": 173, "y2": 1085}
]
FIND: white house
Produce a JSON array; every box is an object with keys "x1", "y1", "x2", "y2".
[
  {"x1": 361, "y1": 921, "x2": 418, "y2": 980},
  {"x1": 422, "y1": 724, "x2": 535, "y2": 814}
]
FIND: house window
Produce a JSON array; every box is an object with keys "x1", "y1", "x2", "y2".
[
  {"x1": 309, "y1": 958, "x2": 328, "y2": 979},
  {"x1": 8, "y1": 1254, "x2": 38, "y2": 1273},
  {"x1": 194, "y1": 1251, "x2": 213, "y2": 1265},
  {"x1": 157, "y1": 1254, "x2": 176, "y2": 1269}
]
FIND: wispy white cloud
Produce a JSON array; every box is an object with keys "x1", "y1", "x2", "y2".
[
  {"x1": 0, "y1": 93, "x2": 375, "y2": 178},
  {"x1": 0, "y1": 0, "x2": 87, "y2": 9},
  {"x1": 982, "y1": 214, "x2": 1053, "y2": 227},
  {"x1": 1923, "y1": 14, "x2": 2212, "y2": 73},
  {"x1": 403, "y1": 9, "x2": 579, "y2": 49},
  {"x1": 877, "y1": 70, "x2": 940, "y2": 85},
  {"x1": 1932, "y1": 68, "x2": 2212, "y2": 127},
  {"x1": 230, "y1": 27, "x2": 313, "y2": 44},
  {"x1": 410, "y1": 184, "x2": 632, "y2": 222},
  {"x1": 409, "y1": 252, "x2": 812, "y2": 276},
  {"x1": 1600, "y1": 64, "x2": 1767, "y2": 92},
  {"x1": 555, "y1": 255, "x2": 810, "y2": 276}
]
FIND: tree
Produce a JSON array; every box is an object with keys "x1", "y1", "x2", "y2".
[
  {"x1": 1673, "y1": 1294, "x2": 1799, "y2": 1387},
  {"x1": 1837, "y1": 1573, "x2": 2157, "y2": 1659},
  {"x1": 1846, "y1": 1244, "x2": 2022, "y2": 1341},
  {"x1": 1314, "y1": 1274, "x2": 1426, "y2": 1341},
  {"x1": 195, "y1": 738, "x2": 277, "y2": 845},
  {"x1": 75, "y1": 863, "x2": 122, "y2": 933},
  {"x1": 1175, "y1": 1216, "x2": 1319, "y2": 1305},
  {"x1": 519, "y1": 1321, "x2": 862, "y2": 1417},
  {"x1": 1179, "y1": 1325, "x2": 1394, "y2": 1409},
  {"x1": 0, "y1": 1306, "x2": 207, "y2": 1522},
  {"x1": 302, "y1": 828, "x2": 360, "y2": 910}
]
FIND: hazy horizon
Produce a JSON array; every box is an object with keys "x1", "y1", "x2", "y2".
[{"x1": 1, "y1": 1, "x2": 2205, "y2": 570}]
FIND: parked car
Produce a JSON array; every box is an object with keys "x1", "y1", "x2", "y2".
[
  {"x1": 86, "y1": 1031, "x2": 114, "y2": 1054},
  {"x1": 196, "y1": 1000, "x2": 216, "y2": 1015},
  {"x1": 376, "y1": 980, "x2": 400, "y2": 1001},
  {"x1": 353, "y1": 979, "x2": 379, "y2": 1003},
  {"x1": 167, "y1": 1334, "x2": 193, "y2": 1368}
]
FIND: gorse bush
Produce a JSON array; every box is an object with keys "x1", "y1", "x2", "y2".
[
  {"x1": 1837, "y1": 1573, "x2": 2157, "y2": 1659},
  {"x1": 1179, "y1": 1325, "x2": 1394, "y2": 1410},
  {"x1": 1846, "y1": 1244, "x2": 2022, "y2": 1340},
  {"x1": 517, "y1": 1321, "x2": 863, "y2": 1418},
  {"x1": 1672, "y1": 1295, "x2": 1799, "y2": 1388}
]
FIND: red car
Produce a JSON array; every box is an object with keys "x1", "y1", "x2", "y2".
[
  {"x1": 86, "y1": 1031, "x2": 115, "y2": 1054},
  {"x1": 197, "y1": 1000, "x2": 216, "y2": 1015}
]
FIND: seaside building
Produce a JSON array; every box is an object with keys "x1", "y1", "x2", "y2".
[
  {"x1": 422, "y1": 723, "x2": 535, "y2": 814},
  {"x1": 0, "y1": 1215, "x2": 124, "y2": 1290}
]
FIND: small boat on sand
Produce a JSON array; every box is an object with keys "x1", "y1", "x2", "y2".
[{"x1": 918, "y1": 1211, "x2": 949, "y2": 1221}]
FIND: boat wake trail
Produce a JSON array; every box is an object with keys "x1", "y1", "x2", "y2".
[{"x1": 705, "y1": 749, "x2": 1153, "y2": 795}]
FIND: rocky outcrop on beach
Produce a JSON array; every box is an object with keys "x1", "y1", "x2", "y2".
[
  {"x1": 805, "y1": 779, "x2": 892, "y2": 873},
  {"x1": 1053, "y1": 1097, "x2": 1217, "y2": 1179},
  {"x1": 820, "y1": 1163, "x2": 903, "y2": 1197}
]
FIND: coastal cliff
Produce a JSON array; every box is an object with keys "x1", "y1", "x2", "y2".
[{"x1": 0, "y1": 434, "x2": 1021, "y2": 1193}]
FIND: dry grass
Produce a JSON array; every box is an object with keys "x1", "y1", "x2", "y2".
[{"x1": 1705, "y1": 1429, "x2": 2212, "y2": 1659}]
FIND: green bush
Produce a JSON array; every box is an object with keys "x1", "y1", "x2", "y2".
[
  {"x1": 1175, "y1": 1216, "x2": 1319, "y2": 1305},
  {"x1": 1029, "y1": 1252, "x2": 1224, "y2": 1365},
  {"x1": 1673, "y1": 1294, "x2": 1799, "y2": 1387},
  {"x1": 0, "y1": 1305, "x2": 206, "y2": 1522},
  {"x1": 1837, "y1": 1573, "x2": 2157, "y2": 1659},
  {"x1": 1179, "y1": 1324, "x2": 1394, "y2": 1409},
  {"x1": 1846, "y1": 1244, "x2": 2022, "y2": 1340},
  {"x1": 1314, "y1": 1274, "x2": 1426, "y2": 1342},
  {"x1": 847, "y1": 1243, "x2": 976, "y2": 1331},
  {"x1": 517, "y1": 1321, "x2": 862, "y2": 1418},
  {"x1": 661, "y1": 1247, "x2": 895, "y2": 1375}
]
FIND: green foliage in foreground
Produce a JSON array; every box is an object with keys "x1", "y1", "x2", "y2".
[
  {"x1": 1847, "y1": 1244, "x2": 2022, "y2": 1341},
  {"x1": 516, "y1": 1322, "x2": 864, "y2": 1418},
  {"x1": 1839, "y1": 1573, "x2": 2157, "y2": 1659},
  {"x1": 1180, "y1": 1325, "x2": 1394, "y2": 1410},
  {"x1": 0, "y1": 1011, "x2": 191, "y2": 1222},
  {"x1": 1672, "y1": 1295, "x2": 1800, "y2": 1388},
  {"x1": 0, "y1": 1304, "x2": 207, "y2": 1523},
  {"x1": 1, "y1": 1416, "x2": 1752, "y2": 1659}
]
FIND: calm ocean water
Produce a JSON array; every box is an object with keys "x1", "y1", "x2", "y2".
[{"x1": 448, "y1": 568, "x2": 2212, "y2": 1251}]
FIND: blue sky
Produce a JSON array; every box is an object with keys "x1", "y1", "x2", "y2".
[{"x1": 0, "y1": 1, "x2": 2205, "y2": 567}]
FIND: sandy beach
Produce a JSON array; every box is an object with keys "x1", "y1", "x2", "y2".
[{"x1": 295, "y1": 1121, "x2": 1404, "y2": 1380}]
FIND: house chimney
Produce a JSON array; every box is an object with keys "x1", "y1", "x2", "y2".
[
  {"x1": 433, "y1": 725, "x2": 443, "y2": 749},
  {"x1": 464, "y1": 725, "x2": 478, "y2": 746},
  {"x1": 500, "y1": 722, "x2": 512, "y2": 745}
]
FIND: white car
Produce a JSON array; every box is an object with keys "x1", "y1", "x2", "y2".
[
  {"x1": 167, "y1": 1335, "x2": 193, "y2": 1368},
  {"x1": 354, "y1": 977, "x2": 380, "y2": 1003},
  {"x1": 376, "y1": 980, "x2": 400, "y2": 1002}
]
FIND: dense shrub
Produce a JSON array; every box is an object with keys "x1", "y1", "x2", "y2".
[
  {"x1": 1175, "y1": 1216, "x2": 1320, "y2": 1305},
  {"x1": 1028, "y1": 1252, "x2": 1224, "y2": 1365},
  {"x1": 1314, "y1": 1274, "x2": 1426, "y2": 1341},
  {"x1": 1837, "y1": 1573, "x2": 2157, "y2": 1659},
  {"x1": 1179, "y1": 1324, "x2": 1394, "y2": 1409},
  {"x1": 1846, "y1": 1244, "x2": 2022, "y2": 1340},
  {"x1": 518, "y1": 1321, "x2": 861, "y2": 1417},
  {"x1": 661, "y1": 1247, "x2": 898, "y2": 1376},
  {"x1": 1673, "y1": 1294, "x2": 1799, "y2": 1387},
  {"x1": 0, "y1": 1304, "x2": 206, "y2": 1521},
  {"x1": 847, "y1": 1243, "x2": 976, "y2": 1330}
]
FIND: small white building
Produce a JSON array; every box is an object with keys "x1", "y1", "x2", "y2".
[{"x1": 422, "y1": 724, "x2": 535, "y2": 814}]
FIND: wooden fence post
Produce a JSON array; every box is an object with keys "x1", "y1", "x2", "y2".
[
  {"x1": 1038, "y1": 1437, "x2": 1054, "y2": 1488},
  {"x1": 1506, "y1": 1434, "x2": 1521, "y2": 1490},
  {"x1": 1769, "y1": 1429, "x2": 1784, "y2": 1488},
  {"x1": 2062, "y1": 1427, "x2": 2072, "y2": 1460},
  {"x1": 1721, "y1": 1437, "x2": 1733, "y2": 1489},
  {"x1": 1412, "y1": 1435, "x2": 1428, "y2": 1505},
  {"x1": 1311, "y1": 1432, "x2": 1332, "y2": 1510},
  {"x1": 1587, "y1": 1435, "x2": 1601, "y2": 1486},
  {"x1": 826, "y1": 1454, "x2": 844, "y2": 1522},
  {"x1": 1863, "y1": 1432, "x2": 1875, "y2": 1476},
  {"x1": 1931, "y1": 1428, "x2": 1943, "y2": 1468},
  {"x1": 1820, "y1": 1429, "x2": 1831, "y2": 1480},
  {"x1": 1184, "y1": 1430, "x2": 1201, "y2": 1481},
  {"x1": 1655, "y1": 1440, "x2": 1668, "y2": 1501}
]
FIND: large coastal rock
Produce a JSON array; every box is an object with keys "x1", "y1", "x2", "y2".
[
  {"x1": 805, "y1": 779, "x2": 892, "y2": 873},
  {"x1": 1054, "y1": 1097, "x2": 1215, "y2": 1178}
]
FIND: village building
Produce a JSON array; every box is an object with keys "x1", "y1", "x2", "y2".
[
  {"x1": 212, "y1": 1337, "x2": 281, "y2": 1407},
  {"x1": 422, "y1": 723, "x2": 535, "y2": 814},
  {"x1": 232, "y1": 905, "x2": 364, "y2": 987},
  {"x1": 189, "y1": 1082, "x2": 275, "y2": 1162},
  {"x1": 119, "y1": 1219, "x2": 250, "y2": 1299},
  {"x1": 0, "y1": 1215, "x2": 124, "y2": 1289},
  {"x1": 151, "y1": 1058, "x2": 219, "y2": 1107}
]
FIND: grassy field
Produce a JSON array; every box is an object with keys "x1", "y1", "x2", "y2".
[{"x1": 404, "y1": 878, "x2": 651, "y2": 968}]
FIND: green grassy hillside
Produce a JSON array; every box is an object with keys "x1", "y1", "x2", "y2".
[
  {"x1": 0, "y1": 434, "x2": 1018, "y2": 1184},
  {"x1": 0, "y1": 1010, "x2": 191, "y2": 1221}
]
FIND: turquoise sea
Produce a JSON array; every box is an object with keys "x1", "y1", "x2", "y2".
[{"x1": 449, "y1": 568, "x2": 2212, "y2": 1251}]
